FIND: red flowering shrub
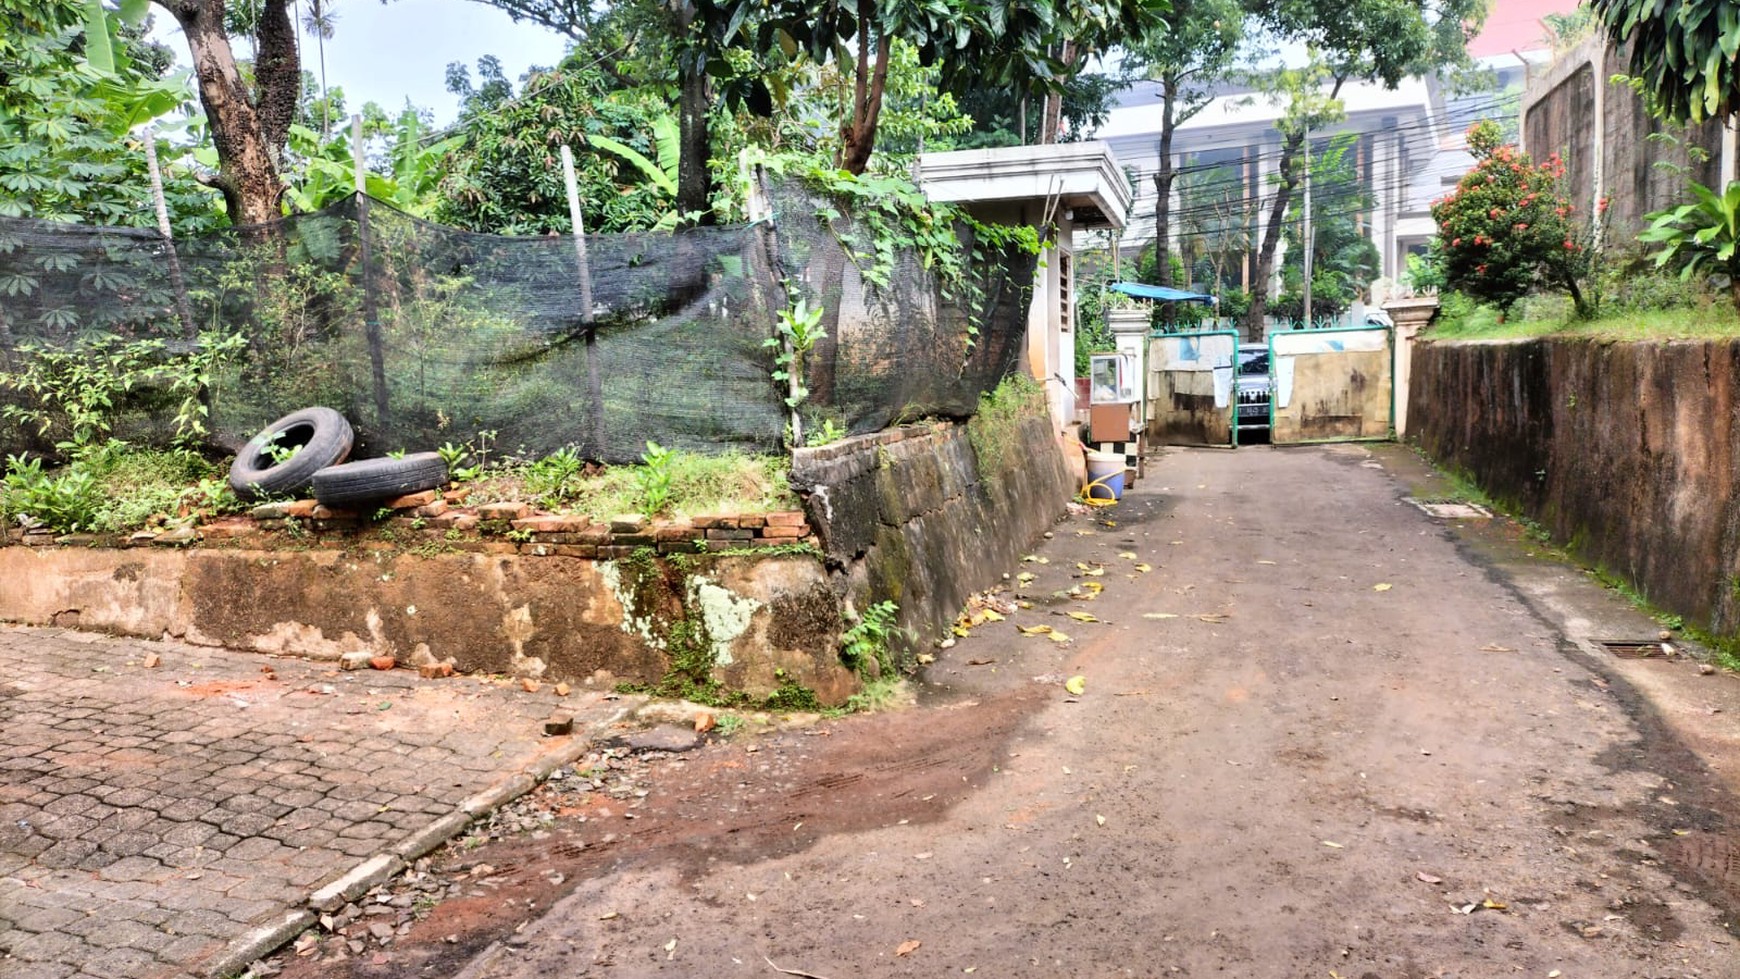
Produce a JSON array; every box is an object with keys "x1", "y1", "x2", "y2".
[{"x1": 1430, "y1": 121, "x2": 1594, "y2": 316}]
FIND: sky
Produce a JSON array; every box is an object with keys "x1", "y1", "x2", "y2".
[{"x1": 150, "y1": 0, "x2": 574, "y2": 126}]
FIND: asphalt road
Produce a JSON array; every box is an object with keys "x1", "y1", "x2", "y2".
[{"x1": 278, "y1": 443, "x2": 1740, "y2": 979}]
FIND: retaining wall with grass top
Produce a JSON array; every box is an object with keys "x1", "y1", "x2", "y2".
[
  {"x1": 1409, "y1": 336, "x2": 1740, "y2": 637},
  {"x1": 0, "y1": 496, "x2": 858, "y2": 707},
  {"x1": 790, "y1": 393, "x2": 1076, "y2": 660}
]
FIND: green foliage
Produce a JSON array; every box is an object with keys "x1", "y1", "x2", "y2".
[
  {"x1": 840, "y1": 600, "x2": 899, "y2": 679},
  {"x1": 523, "y1": 446, "x2": 585, "y2": 503},
  {"x1": 803, "y1": 417, "x2": 848, "y2": 447},
  {"x1": 0, "y1": 3, "x2": 220, "y2": 230},
  {"x1": 766, "y1": 297, "x2": 826, "y2": 411},
  {"x1": 967, "y1": 373, "x2": 1045, "y2": 482},
  {"x1": 635, "y1": 440, "x2": 674, "y2": 518},
  {"x1": 1592, "y1": 0, "x2": 1740, "y2": 125},
  {"x1": 283, "y1": 106, "x2": 463, "y2": 217},
  {"x1": 432, "y1": 57, "x2": 693, "y2": 234},
  {"x1": 1429, "y1": 122, "x2": 1595, "y2": 317},
  {"x1": 437, "y1": 431, "x2": 494, "y2": 483},
  {"x1": 1639, "y1": 180, "x2": 1740, "y2": 314},
  {"x1": 1, "y1": 331, "x2": 245, "y2": 454},
  {"x1": 1, "y1": 453, "x2": 99, "y2": 532}
]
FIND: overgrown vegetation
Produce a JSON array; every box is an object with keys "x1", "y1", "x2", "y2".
[
  {"x1": 0, "y1": 442, "x2": 236, "y2": 535},
  {"x1": 468, "y1": 447, "x2": 797, "y2": 521},
  {"x1": 967, "y1": 373, "x2": 1046, "y2": 482}
]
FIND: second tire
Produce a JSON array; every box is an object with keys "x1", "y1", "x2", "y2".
[{"x1": 311, "y1": 453, "x2": 449, "y2": 508}]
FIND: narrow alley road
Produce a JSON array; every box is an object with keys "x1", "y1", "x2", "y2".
[{"x1": 287, "y1": 444, "x2": 1740, "y2": 979}]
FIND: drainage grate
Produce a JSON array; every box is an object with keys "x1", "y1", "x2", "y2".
[
  {"x1": 1598, "y1": 640, "x2": 1673, "y2": 659},
  {"x1": 1405, "y1": 498, "x2": 1491, "y2": 519}
]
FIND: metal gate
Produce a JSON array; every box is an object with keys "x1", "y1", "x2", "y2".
[
  {"x1": 1145, "y1": 329, "x2": 1239, "y2": 447},
  {"x1": 1266, "y1": 325, "x2": 1394, "y2": 444}
]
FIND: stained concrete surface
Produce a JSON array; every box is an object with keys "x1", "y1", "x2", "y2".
[{"x1": 273, "y1": 442, "x2": 1740, "y2": 978}]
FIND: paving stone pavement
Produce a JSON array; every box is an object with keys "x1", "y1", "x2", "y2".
[{"x1": 0, "y1": 625, "x2": 629, "y2": 979}]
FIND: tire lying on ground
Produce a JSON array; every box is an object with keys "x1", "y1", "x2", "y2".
[
  {"x1": 311, "y1": 452, "x2": 449, "y2": 508},
  {"x1": 228, "y1": 407, "x2": 355, "y2": 500}
]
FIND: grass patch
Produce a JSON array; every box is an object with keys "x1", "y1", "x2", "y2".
[
  {"x1": 466, "y1": 450, "x2": 797, "y2": 520},
  {"x1": 1428, "y1": 286, "x2": 1739, "y2": 343},
  {"x1": 968, "y1": 373, "x2": 1045, "y2": 480}
]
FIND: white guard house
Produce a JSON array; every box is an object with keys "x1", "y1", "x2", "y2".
[{"x1": 916, "y1": 144, "x2": 1134, "y2": 433}]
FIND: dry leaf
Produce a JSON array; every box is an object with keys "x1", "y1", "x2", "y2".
[
  {"x1": 1066, "y1": 611, "x2": 1099, "y2": 623},
  {"x1": 1016, "y1": 572, "x2": 1037, "y2": 584},
  {"x1": 1195, "y1": 613, "x2": 1230, "y2": 623},
  {"x1": 1256, "y1": 559, "x2": 1277, "y2": 565},
  {"x1": 1416, "y1": 872, "x2": 1443, "y2": 884},
  {"x1": 1018, "y1": 624, "x2": 1054, "y2": 636},
  {"x1": 1321, "y1": 840, "x2": 1344, "y2": 849},
  {"x1": 1478, "y1": 643, "x2": 1515, "y2": 652},
  {"x1": 952, "y1": 625, "x2": 972, "y2": 638},
  {"x1": 1022, "y1": 555, "x2": 1049, "y2": 564},
  {"x1": 1080, "y1": 581, "x2": 1105, "y2": 596},
  {"x1": 1133, "y1": 564, "x2": 1152, "y2": 573},
  {"x1": 694, "y1": 713, "x2": 716, "y2": 733},
  {"x1": 1081, "y1": 567, "x2": 1106, "y2": 577},
  {"x1": 1064, "y1": 675, "x2": 1086, "y2": 695},
  {"x1": 1048, "y1": 631, "x2": 1072, "y2": 644},
  {"x1": 1143, "y1": 613, "x2": 1178, "y2": 620},
  {"x1": 1094, "y1": 814, "x2": 1106, "y2": 827},
  {"x1": 1481, "y1": 899, "x2": 1507, "y2": 911},
  {"x1": 896, "y1": 940, "x2": 922, "y2": 957},
  {"x1": 1373, "y1": 583, "x2": 1392, "y2": 592},
  {"x1": 981, "y1": 609, "x2": 1006, "y2": 622},
  {"x1": 1118, "y1": 552, "x2": 1138, "y2": 559},
  {"x1": 598, "y1": 911, "x2": 618, "y2": 920},
  {"x1": 966, "y1": 658, "x2": 996, "y2": 666}
]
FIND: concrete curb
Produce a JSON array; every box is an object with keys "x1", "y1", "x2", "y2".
[{"x1": 201, "y1": 698, "x2": 641, "y2": 977}]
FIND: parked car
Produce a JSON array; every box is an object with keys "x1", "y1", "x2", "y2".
[{"x1": 1236, "y1": 343, "x2": 1271, "y2": 437}]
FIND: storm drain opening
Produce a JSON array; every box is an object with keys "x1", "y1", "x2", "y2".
[
  {"x1": 1404, "y1": 498, "x2": 1492, "y2": 519},
  {"x1": 1598, "y1": 639, "x2": 1676, "y2": 659}
]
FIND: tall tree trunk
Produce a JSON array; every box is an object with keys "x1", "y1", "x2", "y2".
[
  {"x1": 1242, "y1": 129, "x2": 1303, "y2": 340},
  {"x1": 154, "y1": 0, "x2": 288, "y2": 226},
  {"x1": 838, "y1": 7, "x2": 890, "y2": 175},
  {"x1": 1039, "y1": 40, "x2": 1078, "y2": 144},
  {"x1": 1153, "y1": 76, "x2": 1179, "y2": 289},
  {"x1": 672, "y1": 1, "x2": 713, "y2": 224}
]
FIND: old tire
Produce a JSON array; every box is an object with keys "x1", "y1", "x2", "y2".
[
  {"x1": 228, "y1": 407, "x2": 354, "y2": 500},
  {"x1": 311, "y1": 453, "x2": 449, "y2": 508}
]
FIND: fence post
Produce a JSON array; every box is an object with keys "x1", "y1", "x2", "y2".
[
  {"x1": 141, "y1": 128, "x2": 198, "y2": 342},
  {"x1": 353, "y1": 114, "x2": 390, "y2": 429},
  {"x1": 560, "y1": 145, "x2": 606, "y2": 459}
]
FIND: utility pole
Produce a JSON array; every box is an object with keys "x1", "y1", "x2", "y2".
[{"x1": 1301, "y1": 126, "x2": 1312, "y2": 330}]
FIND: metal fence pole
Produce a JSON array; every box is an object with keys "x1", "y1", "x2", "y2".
[
  {"x1": 560, "y1": 144, "x2": 605, "y2": 458},
  {"x1": 141, "y1": 129, "x2": 197, "y2": 341},
  {"x1": 353, "y1": 114, "x2": 389, "y2": 429}
]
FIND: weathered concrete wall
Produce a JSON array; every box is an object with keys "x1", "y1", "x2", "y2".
[
  {"x1": 0, "y1": 545, "x2": 856, "y2": 704},
  {"x1": 1410, "y1": 337, "x2": 1740, "y2": 636},
  {"x1": 790, "y1": 410, "x2": 1075, "y2": 655}
]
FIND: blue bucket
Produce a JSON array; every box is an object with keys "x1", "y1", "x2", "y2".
[{"x1": 1085, "y1": 451, "x2": 1125, "y2": 501}]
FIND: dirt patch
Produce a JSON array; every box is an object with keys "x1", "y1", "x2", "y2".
[{"x1": 275, "y1": 684, "x2": 1044, "y2": 979}]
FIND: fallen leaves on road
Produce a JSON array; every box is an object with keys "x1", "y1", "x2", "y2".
[
  {"x1": 1142, "y1": 613, "x2": 1179, "y2": 620},
  {"x1": 1065, "y1": 611, "x2": 1100, "y2": 623},
  {"x1": 1479, "y1": 643, "x2": 1516, "y2": 652},
  {"x1": 1023, "y1": 555, "x2": 1050, "y2": 564},
  {"x1": 1080, "y1": 581, "x2": 1104, "y2": 597},
  {"x1": 765, "y1": 956, "x2": 835, "y2": 979},
  {"x1": 1133, "y1": 563, "x2": 1152, "y2": 573},
  {"x1": 1195, "y1": 613, "x2": 1230, "y2": 624},
  {"x1": 1018, "y1": 625, "x2": 1054, "y2": 636},
  {"x1": 1373, "y1": 583, "x2": 1393, "y2": 592},
  {"x1": 1416, "y1": 872, "x2": 1443, "y2": 884},
  {"x1": 1321, "y1": 840, "x2": 1345, "y2": 849},
  {"x1": 1064, "y1": 675, "x2": 1087, "y2": 695},
  {"x1": 1256, "y1": 560, "x2": 1277, "y2": 565},
  {"x1": 896, "y1": 940, "x2": 922, "y2": 957},
  {"x1": 1118, "y1": 552, "x2": 1138, "y2": 559},
  {"x1": 967, "y1": 658, "x2": 996, "y2": 666},
  {"x1": 1095, "y1": 814, "x2": 1107, "y2": 827},
  {"x1": 1017, "y1": 571, "x2": 1037, "y2": 584}
]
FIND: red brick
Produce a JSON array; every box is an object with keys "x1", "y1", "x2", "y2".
[
  {"x1": 414, "y1": 500, "x2": 449, "y2": 518},
  {"x1": 654, "y1": 523, "x2": 697, "y2": 542},
  {"x1": 286, "y1": 499, "x2": 319, "y2": 518},
  {"x1": 760, "y1": 524, "x2": 809, "y2": 539},
  {"x1": 384, "y1": 490, "x2": 437, "y2": 510},
  {"x1": 691, "y1": 514, "x2": 734, "y2": 529},
  {"x1": 443, "y1": 487, "x2": 472, "y2": 504},
  {"x1": 764, "y1": 511, "x2": 807, "y2": 527},
  {"x1": 477, "y1": 501, "x2": 530, "y2": 521},
  {"x1": 511, "y1": 514, "x2": 591, "y2": 533},
  {"x1": 550, "y1": 544, "x2": 598, "y2": 558},
  {"x1": 735, "y1": 515, "x2": 766, "y2": 529},
  {"x1": 200, "y1": 521, "x2": 259, "y2": 539},
  {"x1": 706, "y1": 528, "x2": 754, "y2": 541}
]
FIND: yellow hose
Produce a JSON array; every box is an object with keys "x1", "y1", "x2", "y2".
[{"x1": 1079, "y1": 472, "x2": 1121, "y2": 506}]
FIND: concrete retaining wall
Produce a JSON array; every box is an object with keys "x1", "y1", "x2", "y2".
[
  {"x1": 791, "y1": 408, "x2": 1076, "y2": 655},
  {"x1": 1410, "y1": 337, "x2": 1740, "y2": 636},
  {"x1": 0, "y1": 543, "x2": 856, "y2": 705}
]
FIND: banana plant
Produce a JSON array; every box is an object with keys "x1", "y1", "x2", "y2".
[{"x1": 586, "y1": 114, "x2": 687, "y2": 230}]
